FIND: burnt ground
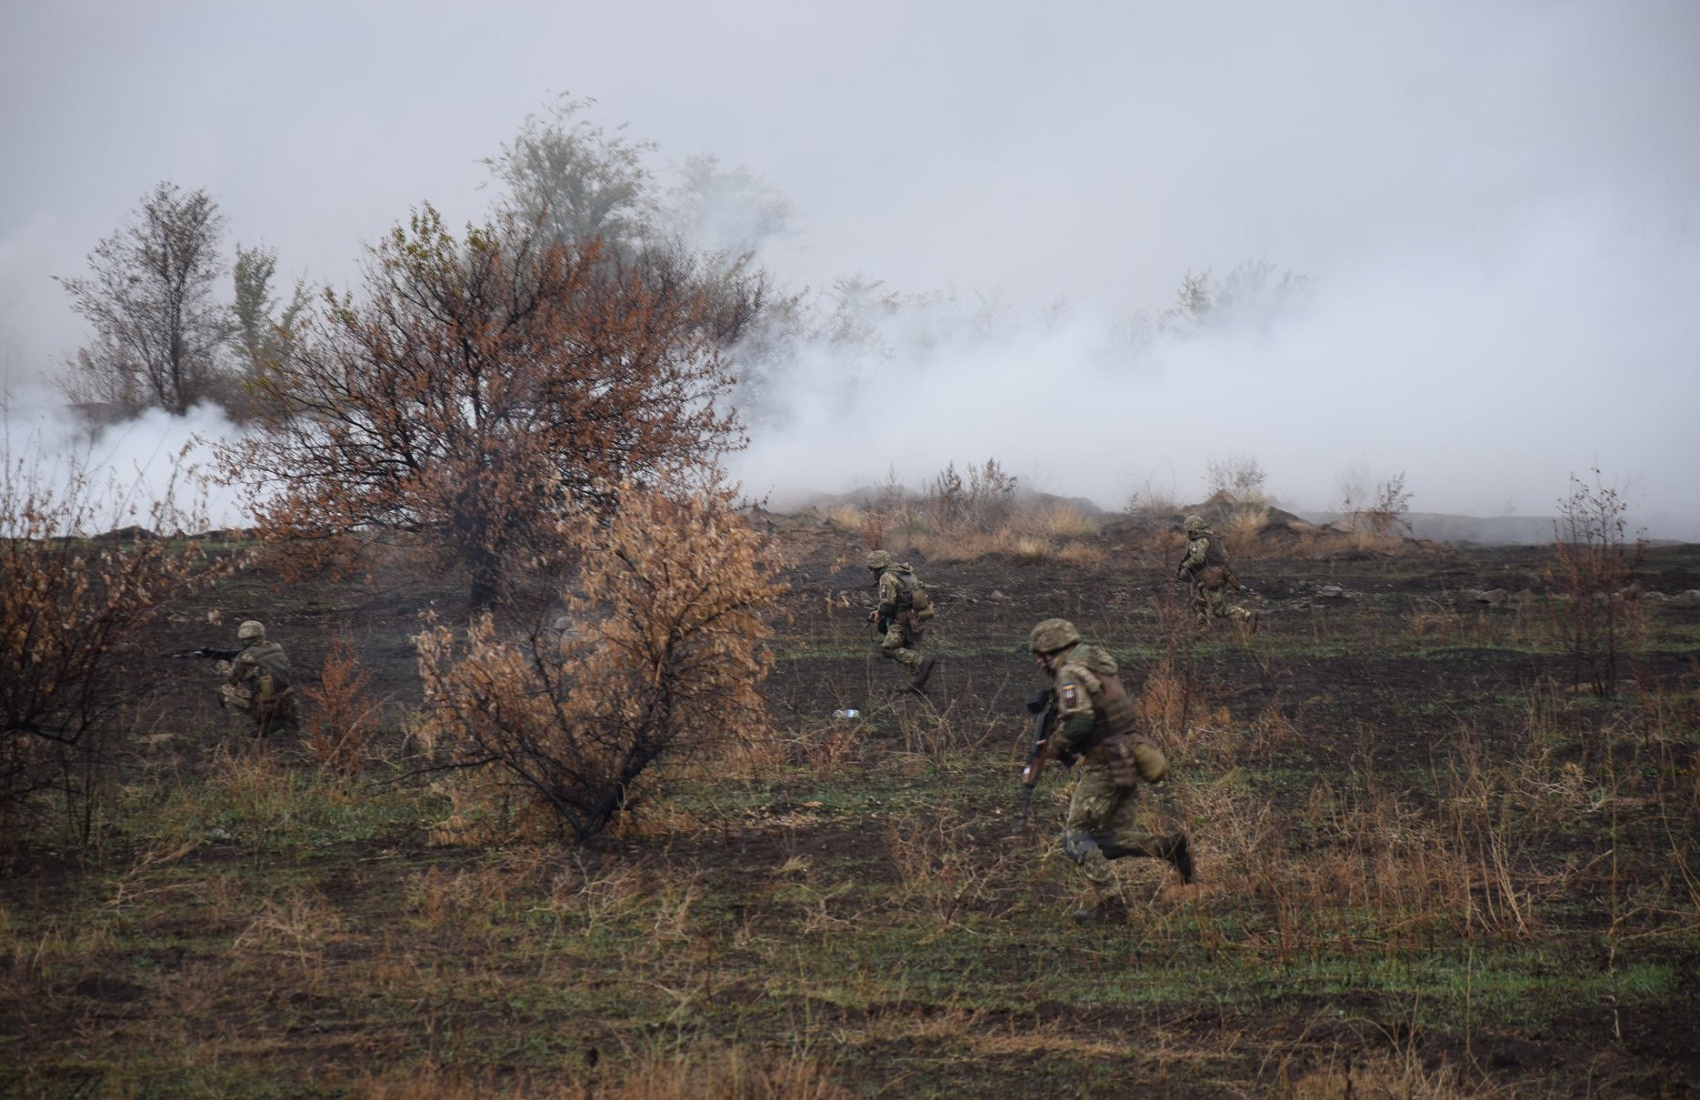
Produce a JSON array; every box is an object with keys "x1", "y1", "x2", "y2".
[{"x1": 6, "y1": 512, "x2": 1700, "y2": 1098}]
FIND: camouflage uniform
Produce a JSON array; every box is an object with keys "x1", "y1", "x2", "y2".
[
  {"x1": 867, "y1": 550, "x2": 937, "y2": 691},
  {"x1": 1029, "y1": 618, "x2": 1192, "y2": 920},
  {"x1": 218, "y1": 621, "x2": 299, "y2": 737},
  {"x1": 1177, "y1": 515, "x2": 1255, "y2": 630}
]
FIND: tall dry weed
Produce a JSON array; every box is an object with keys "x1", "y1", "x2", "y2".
[
  {"x1": 303, "y1": 632, "x2": 384, "y2": 774},
  {"x1": 354, "y1": 1043, "x2": 854, "y2": 1100},
  {"x1": 883, "y1": 811, "x2": 1018, "y2": 927}
]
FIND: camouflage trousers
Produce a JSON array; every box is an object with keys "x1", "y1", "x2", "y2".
[
  {"x1": 1062, "y1": 763, "x2": 1167, "y2": 901},
  {"x1": 1190, "y1": 582, "x2": 1253, "y2": 625},
  {"x1": 219, "y1": 682, "x2": 300, "y2": 737},
  {"x1": 878, "y1": 620, "x2": 926, "y2": 675}
]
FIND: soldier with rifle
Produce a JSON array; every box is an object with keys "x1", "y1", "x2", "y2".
[
  {"x1": 173, "y1": 620, "x2": 298, "y2": 737},
  {"x1": 1021, "y1": 618, "x2": 1193, "y2": 922},
  {"x1": 1176, "y1": 514, "x2": 1257, "y2": 632}
]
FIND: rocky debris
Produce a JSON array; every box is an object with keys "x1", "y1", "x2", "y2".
[{"x1": 1472, "y1": 588, "x2": 1512, "y2": 608}]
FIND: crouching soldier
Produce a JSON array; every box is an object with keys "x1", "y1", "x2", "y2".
[
  {"x1": 1026, "y1": 618, "x2": 1193, "y2": 922},
  {"x1": 217, "y1": 620, "x2": 299, "y2": 737}
]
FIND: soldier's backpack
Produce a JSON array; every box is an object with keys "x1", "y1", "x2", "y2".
[
  {"x1": 897, "y1": 570, "x2": 936, "y2": 622},
  {"x1": 250, "y1": 645, "x2": 293, "y2": 712},
  {"x1": 1199, "y1": 535, "x2": 1240, "y2": 591}
]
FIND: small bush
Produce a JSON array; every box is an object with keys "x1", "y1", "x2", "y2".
[
  {"x1": 0, "y1": 443, "x2": 234, "y2": 845},
  {"x1": 1205, "y1": 454, "x2": 1268, "y2": 505},
  {"x1": 927, "y1": 458, "x2": 1016, "y2": 533},
  {"x1": 417, "y1": 483, "x2": 780, "y2": 843},
  {"x1": 1549, "y1": 468, "x2": 1644, "y2": 697}
]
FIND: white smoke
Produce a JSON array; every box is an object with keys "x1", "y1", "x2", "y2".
[
  {"x1": 1, "y1": 391, "x2": 251, "y2": 535},
  {"x1": 730, "y1": 189, "x2": 1700, "y2": 539}
]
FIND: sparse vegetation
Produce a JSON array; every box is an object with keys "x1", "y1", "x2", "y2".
[
  {"x1": 1205, "y1": 453, "x2": 1270, "y2": 505},
  {"x1": 1341, "y1": 469, "x2": 1415, "y2": 545},
  {"x1": 4, "y1": 481, "x2": 1699, "y2": 1098}
]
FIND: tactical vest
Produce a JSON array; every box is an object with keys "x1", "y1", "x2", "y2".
[
  {"x1": 1201, "y1": 535, "x2": 1229, "y2": 570},
  {"x1": 1086, "y1": 669, "x2": 1140, "y2": 749}
]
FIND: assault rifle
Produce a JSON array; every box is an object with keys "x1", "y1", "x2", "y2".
[
  {"x1": 1013, "y1": 686, "x2": 1054, "y2": 826},
  {"x1": 169, "y1": 646, "x2": 243, "y2": 661}
]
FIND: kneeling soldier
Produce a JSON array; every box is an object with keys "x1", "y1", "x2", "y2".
[{"x1": 217, "y1": 620, "x2": 299, "y2": 737}]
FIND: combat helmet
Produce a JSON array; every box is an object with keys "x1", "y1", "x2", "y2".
[
  {"x1": 866, "y1": 550, "x2": 894, "y2": 571},
  {"x1": 237, "y1": 620, "x2": 266, "y2": 643},
  {"x1": 1028, "y1": 618, "x2": 1081, "y2": 655},
  {"x1": 1183, "y1": 514, "x2": 1208, "y2": 536}
]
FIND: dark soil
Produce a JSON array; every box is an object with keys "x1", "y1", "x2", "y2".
[{"x1": 6, "y1": 515, "x2": 1700, "y2": 1098}]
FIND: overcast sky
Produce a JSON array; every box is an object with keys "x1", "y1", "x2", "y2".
[{"x1": 3, "y1": 1, "x2": 1697, "y2": 532}]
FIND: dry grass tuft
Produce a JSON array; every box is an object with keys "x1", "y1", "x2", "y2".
[{"x1": 1280, "y1": 1048, "x2": 1481, "y2": 1100}]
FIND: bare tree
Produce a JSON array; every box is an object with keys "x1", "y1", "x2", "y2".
[
  {"x1": 56, "y1": 182, "x2": 236, "y2": 416},
  {"x1": 1550, "y1": 470, "x2": 1644, "y2": 697}
]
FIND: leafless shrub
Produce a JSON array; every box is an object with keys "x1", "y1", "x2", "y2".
[
  {"x1": 1124, "y1": 476, "x2": 1181, "y2": 524},
  {"x1": 1548, "y1": 469, "x2": 1644, "y2": 697},
  {"x1": 1338, "y1": 469, "x2": 1414, "y2": 550},
  {"x1": 1205, "y1": 454, "x2": 1269, "y2": 505},
  {"x1": 928, "y1": 458, "x2": 1016, "y2": 532}
]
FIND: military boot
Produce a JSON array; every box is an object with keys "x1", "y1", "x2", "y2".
[
  {"x1": 1071, "y1": 893, "x2": 1130, "y2": 924},
  {"x1": 909, "y1": 655, "x2": 938, "y2": 692},
  {"x1": 1162, "y1": 833, "x2": 1195, "y2": 884}
]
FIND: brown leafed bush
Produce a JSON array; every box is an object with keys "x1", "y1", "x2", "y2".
[
  {"x1": 226, "y1": 206, "x2": 745, "y2": 608},
  {"x1": 1, "y1": 446, "x2": 234, "y2": 843},
  {"x1": 417, "y1": 484, "x2": 779, "y2": 843}
]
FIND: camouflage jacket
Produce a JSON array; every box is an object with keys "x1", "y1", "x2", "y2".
[
  {"x1": 1178, "y1": 532, "x2": 1229, "y2": 579},
  {"x1": 227, "y1": 641, "x2": 293, "y2": 693}
]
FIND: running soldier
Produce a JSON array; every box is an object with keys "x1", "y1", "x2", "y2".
[
  {"x1": 1025, "y1": 618, "x2": 1193, "y2": 921},
  {"x1": 1176, "y1": 514, "x2": 1257, "y2": 632},
  {"x1": 866, "y1": 550, "x2": 938, "y2": 692}
]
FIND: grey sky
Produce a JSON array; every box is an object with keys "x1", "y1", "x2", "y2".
[{"x1": 3, "y1": 1, "x2": 1698, "y2": 531}]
